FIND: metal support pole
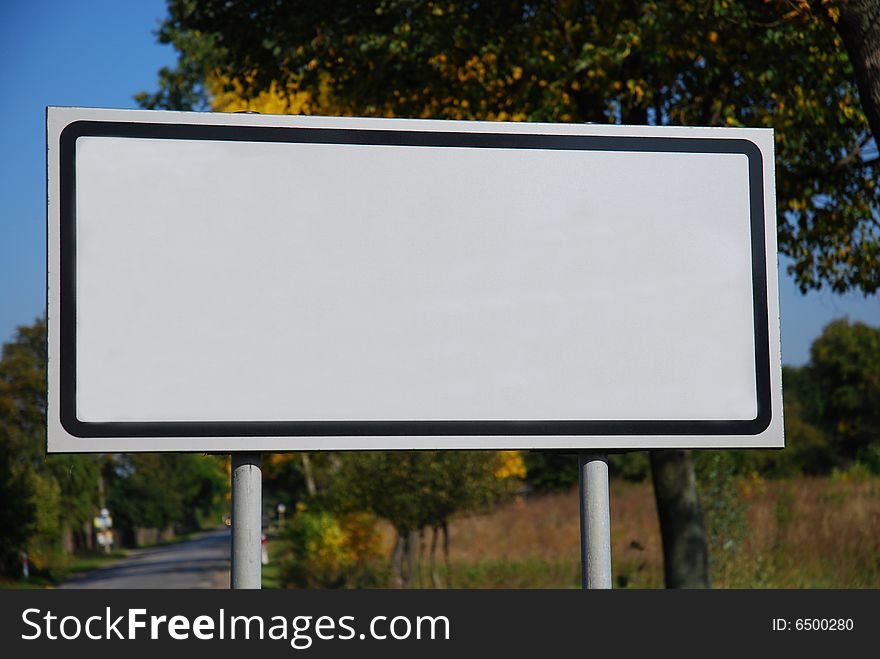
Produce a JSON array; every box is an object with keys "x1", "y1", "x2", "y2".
[
  {"x1": 579, "y1": 452, "x2": 612, "y2": 589},
  {"x1": 231, "y1": 453, "x2": 262, "y2": 589}
]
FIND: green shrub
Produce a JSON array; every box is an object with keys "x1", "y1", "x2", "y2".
[{"x1": 281, "y1": 507, "x2": 387, "y2": 588}]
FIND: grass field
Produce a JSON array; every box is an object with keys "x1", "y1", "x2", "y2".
[{"x1": 408, "y1": 475, "x2": 880, "y2": 588}]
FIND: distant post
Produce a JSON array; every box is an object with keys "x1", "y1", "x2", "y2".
[{"x1": 277, "y1": 502, "x2": 287, "y2": 528}]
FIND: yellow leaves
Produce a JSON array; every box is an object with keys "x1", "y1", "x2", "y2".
[
  {"x1": 494, "y1": 451, "x2": 527, "y2": 480},
  {"x1": 268, "y1": 453, "x2": 293, "y2": 468},
  {"x1": 208, "y1": 71, "x2": 328, "y2": 117},
  {"x1": 838, "y1": 100, "x2": 856, "y2": 121},
  {"x1": 488, "y1": 110, "x2": 527, "y2": 122},
  {"x1": 782, "y1": 0, "x2": 810, "y2": 21},
  {"x1": 512, "y1": 66, "x2": 523, "y2": 80},
  {"x1": 708, "y1": 30, "x2": 718, "y2": 44},
  {"x1": 625, "y1": 78, "x2": 645, "y2": 100},
  {"x1": 737, "y1": 471, "x2": 766, "y2": 499},
  {"x1": 309, "y1": 521, "x2": 348, "y2": 569}
]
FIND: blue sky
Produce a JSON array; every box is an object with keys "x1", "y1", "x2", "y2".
[{"x1": 0, "y1": 0, "x2": 877, "y2": 366}]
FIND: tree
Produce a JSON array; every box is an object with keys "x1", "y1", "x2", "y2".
[
  {"x1": 0, "y1": 319, "x2": 100, "y2": 575},
  {"x1": 140, "y1": 0, "x2": 880, "y2": 588},
  {"x1": 808, "y1": 318, "x2": 880, "y2": 466},
  {"x1": 108, "y1": 453, "x2": 227, "y2": 540},
  {"x1": 0, "y1": 318, "x2": 227, "y2": 575},
  {"x1": 328, "y1": 451, "x2": 521, "y2": 587},
  {"x1": 524, "y1": 452, "x2": 580, "y2": 493},
  {"x1": 832, "y1": 0, "x2": 880, "y2": 144},
  {"x1": 141, "y1": 0, "x2": 879, "y2": 293}
]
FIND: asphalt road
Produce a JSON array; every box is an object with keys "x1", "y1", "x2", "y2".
[{"x1": 60, "y1": 528, "x2": 231, "y2": 589}]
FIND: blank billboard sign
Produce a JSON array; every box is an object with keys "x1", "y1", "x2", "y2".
[{"x1": 46, "y1": 108, "x2": 783, "y2": 452}]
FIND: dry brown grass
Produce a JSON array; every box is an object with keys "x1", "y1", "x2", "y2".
[
  {"x1": 383, "y1": 475, "x2": 880, "y2": 588},
  {"x1": 447, "y1": 482, "x2": 666, "y2": 587},
  {"x1": 725, "y1": 475, "x2": 880, "y2": 587}
]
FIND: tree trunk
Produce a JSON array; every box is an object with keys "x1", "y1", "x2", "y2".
[
  {"x1": 417, "y1": 527, "x2": 426, "y2": 589},
  {"x1": 650, "y1": 450, "x2": 711, "y2": 588},
  {"x1": 430, "y1": 525, "x2": 442, "y2": 588},
  {"x1": 835, "y1": 0, "x2": 880, "y2": 142},
  {"x1": 301, "y1": 453, "x2": 317, "y2": 497},
  {"x1": 442, "y1": 521, "x2": 451, "y2": 588},
  {"x1": 406, "y1": 529, "x2": 419, "y2": 589},
  {"x1": 390, "y1": 531, "x2": 405, "y2": 588}
]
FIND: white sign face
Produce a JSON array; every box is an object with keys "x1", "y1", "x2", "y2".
[{"x1": 47, "y1": 107, "x2": 783, "y2": 452}]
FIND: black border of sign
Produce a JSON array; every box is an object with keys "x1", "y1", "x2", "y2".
[{"x1": 58, "y1": 120, "x2": 771, "y2": 439}]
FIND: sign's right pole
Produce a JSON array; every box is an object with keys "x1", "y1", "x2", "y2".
[{"x1": 579, "y1": 453, "x2": 612, "y2": 589}]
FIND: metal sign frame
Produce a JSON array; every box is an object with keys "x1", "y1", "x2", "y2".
[{"x1": 47, "y1": 107, "x2": 783, "y2": 453}]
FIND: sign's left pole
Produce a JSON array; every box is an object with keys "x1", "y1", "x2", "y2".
[{"x1": 231, "y1": 453, "x2": 262, "y2": 589}]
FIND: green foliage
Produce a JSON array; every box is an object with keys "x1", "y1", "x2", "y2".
[
  {"x1": 440, "y1": 557, "x2": 580, "y2": 589},
  {"x1": 0, "y1": 435, "x2": 34, "y2": 574},
  {"x1": 0, "y1": 318, "x2": 101, "y2": 574},
  {"x1": 262, "y1": 452, "x2": 339, "y2": 512},
  {"x1": 281, "y1": 507, "x2": 386, "y2": 588},
  {"x1": 0, "y1": 318, "x2": 228, "y2": 576},
  {"x1": 694, "y1": 451, "x2": 747, "y2": 581},
  {"x1": 328, "y1": 451, "x2": 517, "y2": 534},
  {"x1": 144, "y1": 0, "x2": 879, "y2": 294},
  {"x1": 775, "y1": 392, "x2": 837, "y2": 475},
  {"x1": 135, "y1": 21, "x2": 221, "y2": 111},
  {"x1": 809, "y1": 318, "x2": 880, "y2": 465},
  {"x1": 721, "y1": 392, "x2": 834, "y2": 478},
  {"x1": 523, "y1": 451, "x2": 649, "y2": 492},
  {"x1": 523, "y1": 452, "x2": 578, "y2": 492},
  {"x1": 610, "y1": 451, "x2": 651, "y2": 482},
  {"x1": 782, "y1": 365, "x2": 825, "y2": 424},
  {"x1": 108, "y1": 453, "x2": 227, "y2": 534},
  {"x1": 731, "y1": 320, "x2": 880, "y2": 477}
]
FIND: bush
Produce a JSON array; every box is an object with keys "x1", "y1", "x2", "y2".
[
  {"x1": 695, "y1": 451, "x2": 748, "y2": 581},
  {"x1": 281, "y1": 507, "x2": 387, "y2": 588}
]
